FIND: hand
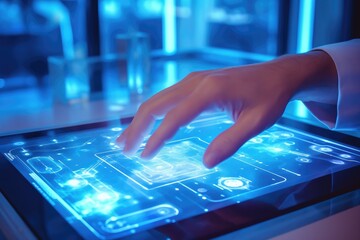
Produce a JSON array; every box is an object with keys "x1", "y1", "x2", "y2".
[{"x1": 117, "y1": 51, "x2": 337, "y2": 168}]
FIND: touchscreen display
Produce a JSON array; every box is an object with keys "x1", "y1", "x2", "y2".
[{"x1": 2, "y1": 114, "x2": 360, "y2": 239}]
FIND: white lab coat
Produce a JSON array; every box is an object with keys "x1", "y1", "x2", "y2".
[{"x1": 305, "y1": 39, "x2": 360, "y2": 130}]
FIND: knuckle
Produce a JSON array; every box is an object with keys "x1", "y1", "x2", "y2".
[
  {"x1": 137, "y1": 101, "x2": 152, "y2": 115},
  {"x1": 202, "y1": 75, "x2": 223, "y2": 93},
  {"x1": 183, "y1": 70, "x2": 208, "y2": 82},
  {"x1": 163, "y1": 108, "x2": 187, "y2": 130},
  {"x1": 187, "y1": 71, "x2": 203, "y2": 78}
]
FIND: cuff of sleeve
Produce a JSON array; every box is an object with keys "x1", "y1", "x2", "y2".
[
  {"x1": 309, "y1": 39, "x2": 360, "y2": 130},
  {"x1": 303, "y1": 101, "x2": 336, "y2": 129}
]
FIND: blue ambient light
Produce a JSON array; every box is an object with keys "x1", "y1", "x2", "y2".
[
  {"x1": 297, "y1": 0, "x2": 315, "y2": 53},
  {"x1": 163, "y1": 0, "x2": 177, "y2": 53}
]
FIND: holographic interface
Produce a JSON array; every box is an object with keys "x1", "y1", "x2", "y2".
[{"x1": 2, "y1": 115, "x2": 360, "y2": 239}]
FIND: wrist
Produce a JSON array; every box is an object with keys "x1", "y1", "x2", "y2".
[{"x1": 278, "y1": 50, "x2": 338, "y2": 105}]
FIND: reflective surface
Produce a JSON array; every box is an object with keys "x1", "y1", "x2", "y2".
[{"x1": 1, "y1": 114, "x2": 359, "y2": 239}]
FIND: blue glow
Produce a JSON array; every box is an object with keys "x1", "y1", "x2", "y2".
[
  {"x1": 142, "y1": 0, "x2": 163, "y2": 14},
  {"x1": 65, "y1": 178, "x2": 88, "y2": 188},
  {"x1": 164, "y1": 61, "x2": 177, "y2": 87},
  {"x1": 135, "y1": 70, "x2": 143, "y2": 94},
  {"x1": 64, "y1": 75, "x2": 89, "y2": 102},
  {"x1": 163, "y1": 0, "x2": 177, "y2": 53},
  {"x1": 295, "y1": 100, "x2": 309, "y2": 118},
  {"x1": 339, "y1": 154, "x2": 352, "y2": 159},
  {"x1": 13, "y1": 141, "x2": 25, "y2": 146},
  {"x1": 266, "y1": 147, "x2": 284, "y2": 153},
  {"x1": 111, "y1": 127, "x2": 123, "y2": 132},
  {"x1": 297, "y1": 0, "x2": 315, "y2": 53},
  {"x1": 67, "y1": 179, "x2": 80, "y2": 187},
  {"x1": 103, "y1": 0, "x2": 120, "y2": 16},
  {"x1": 3, "y1": 114, "x2": 360, "y2": 239},
  {"x1": 74, "y1": 190, "x2": 120, "y2": 215}
]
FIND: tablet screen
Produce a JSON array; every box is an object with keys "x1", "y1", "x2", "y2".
[{"x1": 1, "y1": 114, "x2": 359, "y2": 239}]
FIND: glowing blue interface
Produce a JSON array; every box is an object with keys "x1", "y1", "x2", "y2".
[{"x1": 3, "y1": 115, "x2": 360, "y2": 239}]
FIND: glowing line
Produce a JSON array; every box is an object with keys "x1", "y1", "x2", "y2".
[
  {"x1": 213, "y1": 184, "x2": 224, "y2": 190},
  {"x1": 281, "y1": 168, "x2": 301, "y2": 177},
  {"x1": 4, "y1": 153, "x2": 15, "y2": 161},
  {"x1": 163, "y1": 0, "x2": 176, "y2": 53},
  {"x1": 84, "y1": 160, "x2": 103, "y2": 174},
  {"x1": 103, "y1": 204, "x2": 179, "y2": 233},
  {"x1": 179, "y1": 183, "x2": 198, "y2": 194},
  {"x1": 276, "y1": 124, "x2": 360, "y2": 155},
  {"x1": 297, "y1": 0, "x2": 315, "y2": 53}
]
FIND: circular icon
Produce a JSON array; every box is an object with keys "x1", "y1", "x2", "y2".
[
  {"x1": 329, "y1": 159, "x2": 345, "y2": 165},
  {"x1": 218, "y1": 177, "x2": 246, "y2": 189}
]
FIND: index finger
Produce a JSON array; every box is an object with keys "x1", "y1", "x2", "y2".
[
  {"x1": 140, "y1": 87, "x2": 213, "y2": 159},
  {"x1": 117, "y1": 80, "x2": 192, "y2": 155}
]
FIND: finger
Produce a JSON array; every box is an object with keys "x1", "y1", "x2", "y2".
[
  {"x1": 123, "y1": 119, "x2": 155, "y2": 156},
  {"x1": 118, "y1": 75, "x2": 199, "y2": 155},
  {"x1": 116, "y1": 127, "x2": 128, "y2": 148},
  {"x1": 116, "y1": 93, "x2": 176, "y2": 151},
  {"x1": 203, "y1": 108, "x2": 271, "y2": 168},
  {"x1": 141, "y1": 89, "x2": 213, "y2": 159}
]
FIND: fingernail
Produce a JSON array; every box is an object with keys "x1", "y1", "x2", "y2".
[
  {"x1": 115, "y1": 134, "x2": 125, "y2": 145},
  {"x1": 115, "y1": 140, "x2": 125, "y2": 149},
  {"x1": 140, "y1": 148, "x2": 152, "y2": 160},
  {"x1": 203, "y1": 152, "x2": 217, "y2": 169},
  {"x1": 123, "y1": 145, "x2": 137, "y2": 157}
]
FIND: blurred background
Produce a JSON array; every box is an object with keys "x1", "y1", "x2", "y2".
[{"x1": 0, "y1": 0, "x2": 359, "y2": 135}]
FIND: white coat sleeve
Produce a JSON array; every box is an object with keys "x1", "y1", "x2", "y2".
[{"x1": 305, "y1": 39, "x2": 360, "y2": 130}]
